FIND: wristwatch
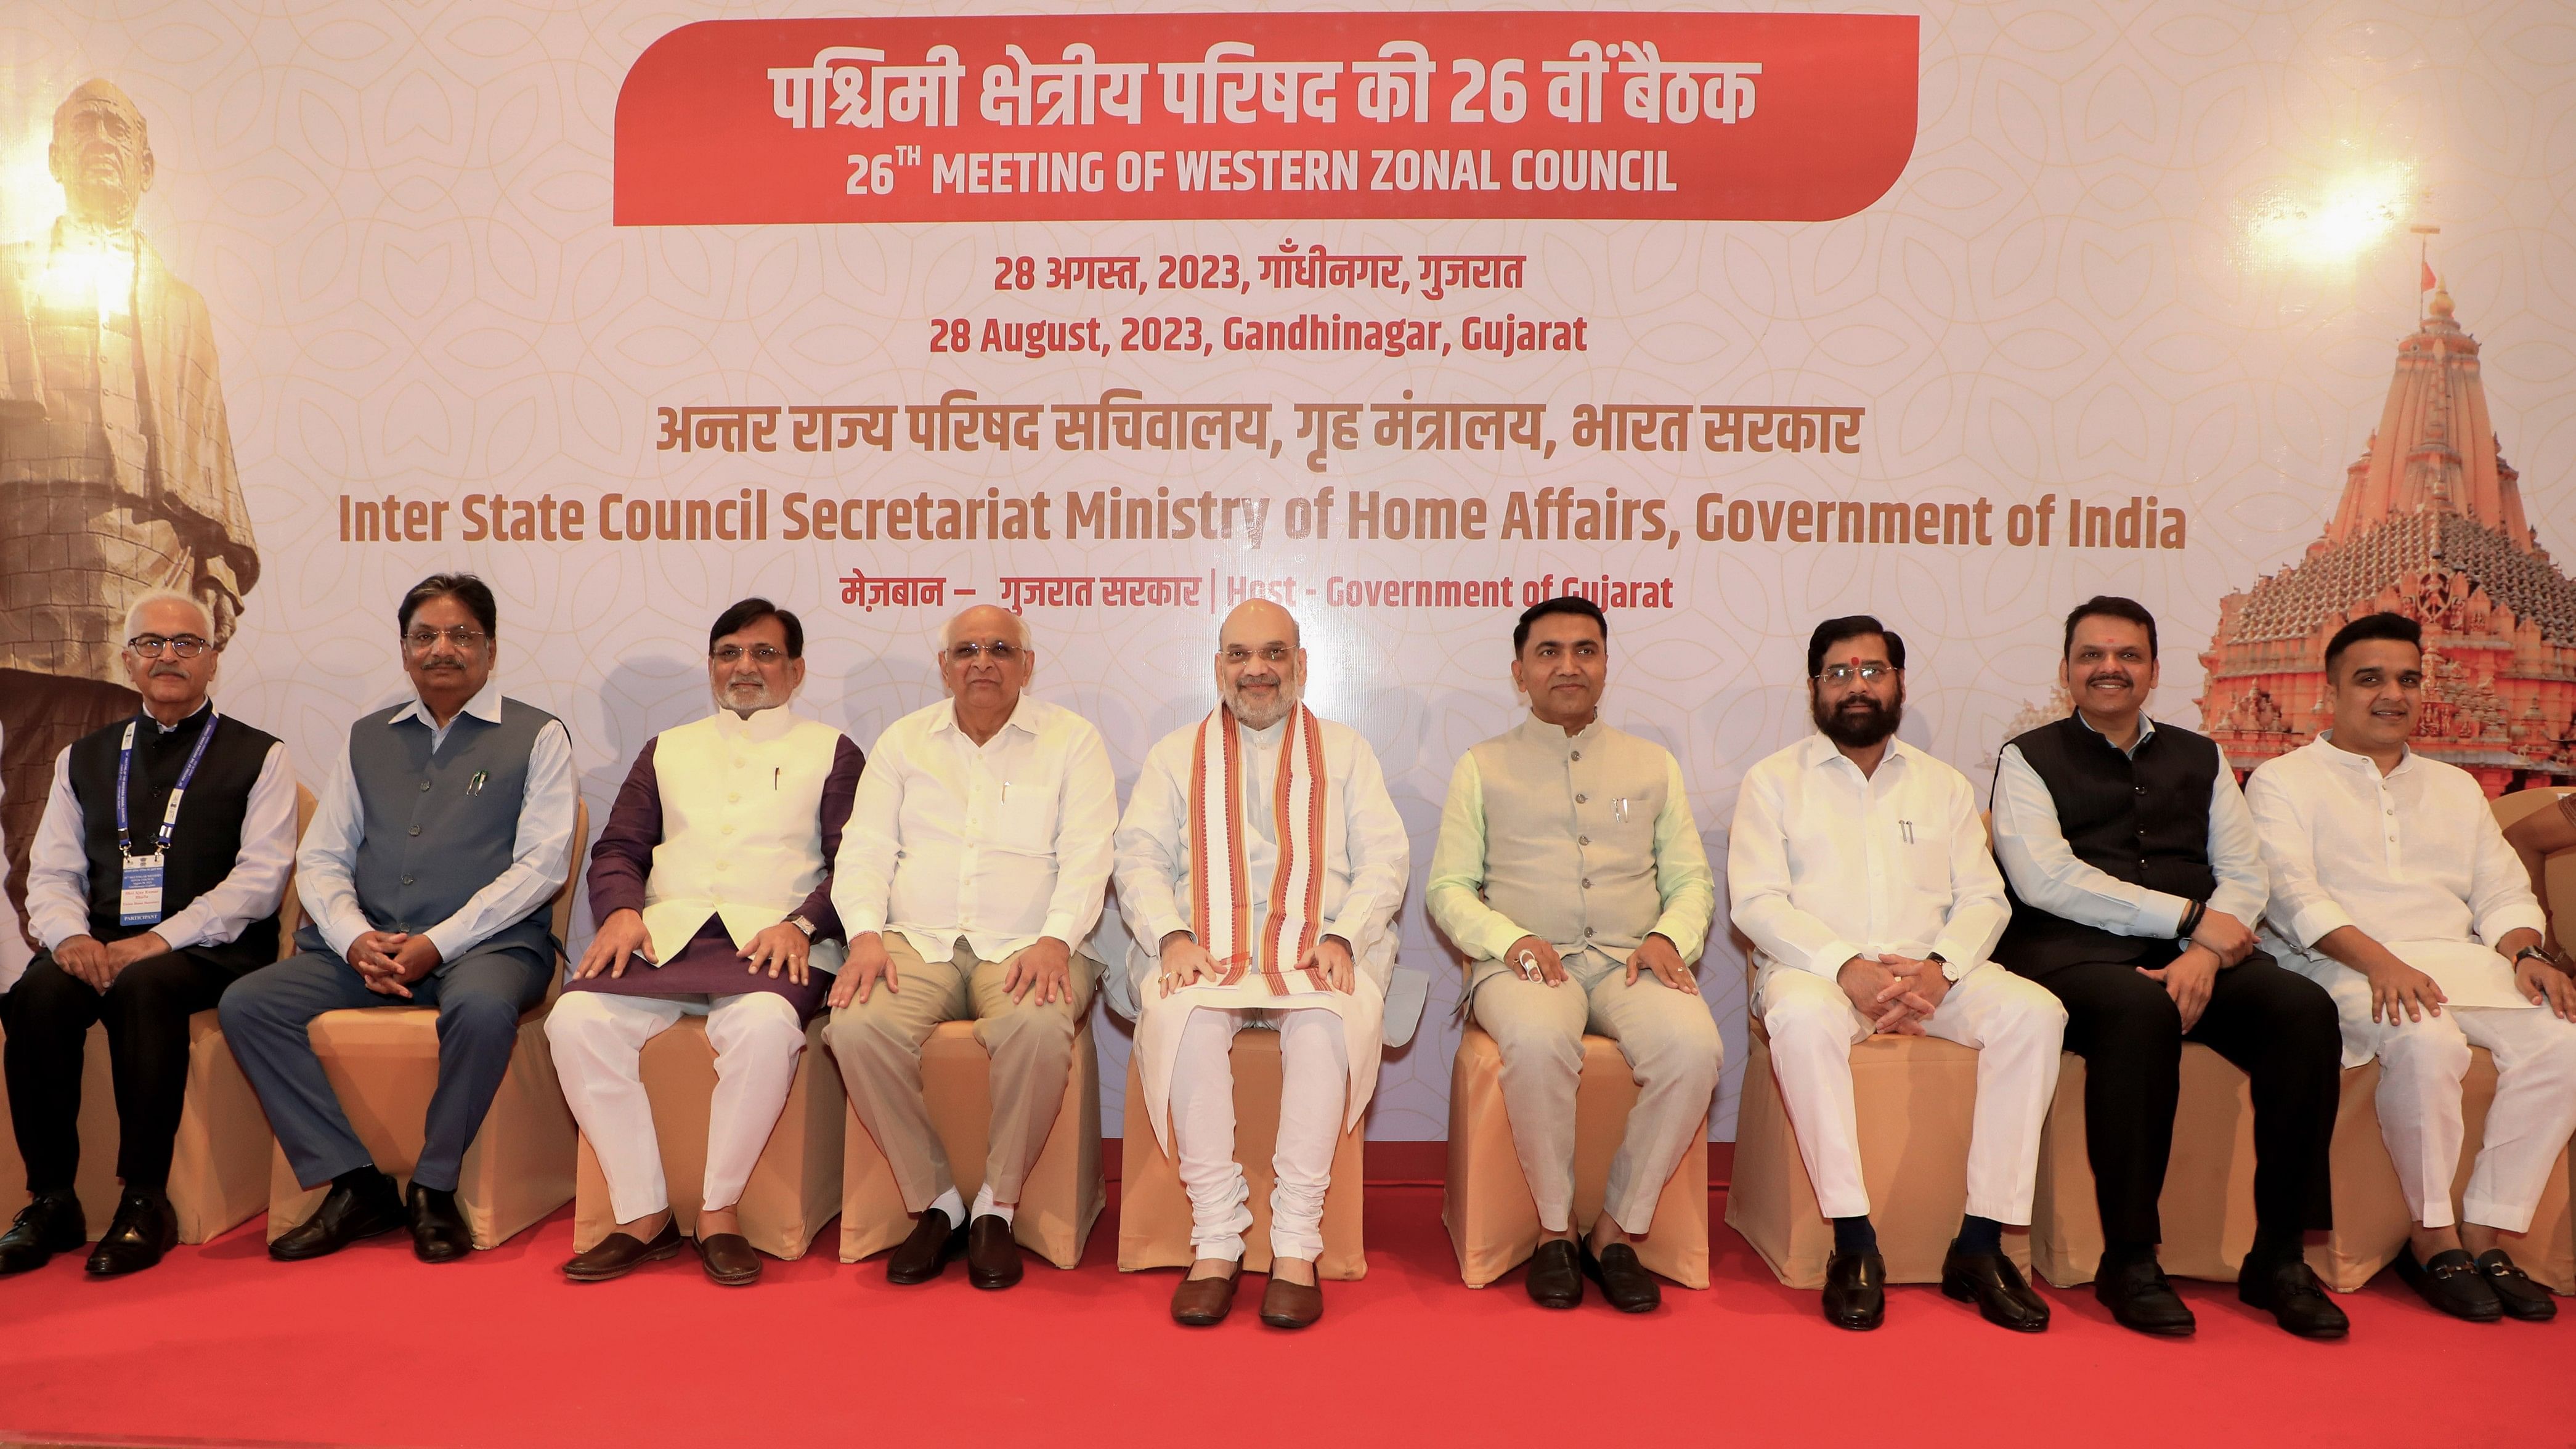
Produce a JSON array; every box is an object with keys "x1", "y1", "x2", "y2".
[
  {"x1": 2515, "y1": 945, "x2": 2554, "y2": 968},
  {"x1": 1927, "y1": 951, "x2": 1964, "y2": 983},
  {"x1": 786, "y1": 915, "x2": 817, "y2": 940}
]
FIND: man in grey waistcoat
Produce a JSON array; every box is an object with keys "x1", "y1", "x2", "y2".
[
  {"x1": 1426, "y1": 595, "x2": 1720, "y2": 1313},
  {"x1": 220, "y1": 574, "x2": 575, "y2": 1262}
]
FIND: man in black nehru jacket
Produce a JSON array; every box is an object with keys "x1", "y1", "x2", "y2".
[
  {"x1": 0, "y1": 590, "x2": 296, "y2": 1277},
  {"x1": 1989, "y1": 596, "x2": 2346, "y2": 1339}
]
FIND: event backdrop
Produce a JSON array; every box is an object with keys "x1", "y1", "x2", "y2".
[{"x1": 4, "y1": 1, "x2": 2571, "y2": 1140}]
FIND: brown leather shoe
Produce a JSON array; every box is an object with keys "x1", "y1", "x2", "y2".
[
  {"x1": 967, "y1": 1214, "x2": 1024, "y2": 1289},
  {"x1": 1259, "y1": 1273, "x2": 1324, "y2": 1330},
  {"x1": 697, "y1": 1232, "x2": 762, "y2": 1287},
  {"x1": 562, "y1": 1217, "x2": 685, "y2": 1282},
  {"x1": 885, "y1": 1208, "x2": 965, "y2": 1285},
  {"x1": 1171, "y1": 1262, "x2": 1241, "y2": 1326}
]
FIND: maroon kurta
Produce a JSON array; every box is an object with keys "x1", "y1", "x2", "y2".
[{"x1": 566, "y1": 729, "x2": 864, "y2": 1020}]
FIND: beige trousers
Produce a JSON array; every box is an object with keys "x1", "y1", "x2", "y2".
[
  {"x1": 1469, "y1": 950, "x2": 1721, "y2": 1235},
  {"x1": 824, "y1": 934, "x2": 1098, "y2": 1210}
]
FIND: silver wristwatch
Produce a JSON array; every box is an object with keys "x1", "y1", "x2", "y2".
[
  {"x1": 1928, "y1": 951, "x2": 1965, "y2": 983},
  {"x1": 787, "y1": 915, "x2": 818, "y2": 940}
]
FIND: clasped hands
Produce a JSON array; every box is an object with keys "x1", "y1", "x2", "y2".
[
  {"x1": 1158, "y1": 929, "x2": 1355, "y2": 996},
  {"x1": 1837, "y1": 952, "x2": 1951, "y2": 1034},
  {"x1": 51, "y1": 932, "x2": 172, "y2": 991},
  {"x1": 346, "y1": 929, "x2": 442, "y2": 997}
]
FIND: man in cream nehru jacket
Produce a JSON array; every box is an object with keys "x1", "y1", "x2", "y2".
[
  {"x1": 1115, "y1": 600, "x2": 1408, "y2": 1330},
  {"x1": 1730, "y1": 615, "x2": 2064, "y2": 1332},
  {"x1": 825, "y1": 605, "x2": 1117, "y2": 1291},
  {"x1": 548, "y1": 599, "x2": 863, "y2": 1286},
  {"x1": 1428, "y1": 596, "x2": 1720, "y2": 1313},
  {"x1": 2246, "y1": 612, "x2": 2576, "y2": 1325}
]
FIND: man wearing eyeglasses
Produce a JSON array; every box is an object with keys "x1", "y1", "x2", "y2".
[
  {"x1": 1729, "y1": 616, "x2": 2065, "y2": 1331},
  {"x1": 1114, "y1": 600, "x2": 1408, "y2": 1329},
  {"x1": 220, "y1": 572, "x2": 574, "y2": 1264},
  {"x1": 548, "y1": 598, "x2": 863, "y2": 1286},
  {"x1": 824, "y1": 604, "x2": 1117, "y2": 1289},
  {"x1": 0, "y1": 590, "x2": 294, "y2": 1277}
]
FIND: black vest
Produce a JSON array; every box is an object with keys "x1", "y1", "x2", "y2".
[
  {"x1": 1993, "y1": 713, "x2": 2220, "y2": 974},
  {"x1": 66, "y1": 707, "x2": 284, "y2": 976}
]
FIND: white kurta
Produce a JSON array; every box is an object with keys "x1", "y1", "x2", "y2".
[{"x1": 1114, "y1": 711, "x2": 1409, "y2": 1151}]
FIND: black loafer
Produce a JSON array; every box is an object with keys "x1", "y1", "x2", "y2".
[
  {"x1": 1822, "y1": 1249, "x2": 1887, "y2": 1330},
  {"x1": 561, "y1": 1218, "x2": 685, "y2": 1282},
  {"x1": 2474, "y1": 1249, "x2": 2556, "y2": 1323},
  {"x1": 1582, "y1": 1240, "x2": 1661, "y2": 1313},
  {"x1": 967, "y1": 1214, "x2": 1023, "y2": 1290},
  {"x1": 0, "y1": 1190, "x2": 86, "y2": 1275},
  {"x1": 1941, "y1": 1248, "x2": 2050, "y2": 1332},
  {"x1": 697, "y1": 1232, "x2": 763, "y2": 1287},
  {"x1": 2095, "y1": 1251, "x2": 2195, "y2": 1336},
  {"x1": 408, "y1": 1183, "x2": 472, "y2": 1264},
  {"x1": 2396, "y1": 1246, "x2": 2503, "y2": 1323},
  {"x1": 1525, "y1": 1238, "x2": 1583, "y2": 1309},
  {"x1": 270, "y1": 1169, "x2": 405, "y2": 1262},
  {"x1": 2238, "y1": 1255, "x2": 2348, "y2": 1339},
  {"x1": 84, "y1": 1190, "x2": 177, "y2": 1278},
  {"x1": 886, "y1": 1208, "x2": 965, "y2": 1285}
]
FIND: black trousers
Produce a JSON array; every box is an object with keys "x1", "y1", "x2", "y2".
[
  {"x1": 2016, "y1": 954, "x2": 2341, "y2": 1249},
  {"x1": 2, "y1": 948, "x2": 238, "y2": 1194}
]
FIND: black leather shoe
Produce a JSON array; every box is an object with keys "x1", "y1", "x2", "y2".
[
  {"x1": 269, "y1": 1169, "x2": 405, "y2": 1261},
  {"x1": 408, "y1": 1183, "x2": 471, "y2": 1264},
  {"x1": 697, "y1": 1232, "x2": 763, "y2": 1287},
  {"x1": 2474, "y1": 1249, "x2": 2556, "y2": 1323},
  {"x1": 886, "y1": 1208, "x2": 964, "y2": 1285},
  {"x1": 1582, "y1": 1240, "x2": 1661, "y2": 1313},
  {"x1": 1524, "y1": 1238, "x2": 1583, "y2": 1309},
  {"x1": 561, "y1": 1217, "x2": 685, "y2": 1282},
  {"x1": 2238, "y1": 1255, "x2": 2348, "y2": 1339},
  {"x1": 967, "y1": 1214, "x2": 1023, "y2": 1289},
  {"x1": 1941, "y1": 1248, "x2": 2049, "y2": 1332},
  {"x1": 0, "y1": 1190, "x2": 86, "y2": 1275},
  {"x1": 2396, "y1": 1246, "x2": 2503, "y2": 1322},
  {"x1": 2094, "y1": 1252, "x2": 2195, "y2": 1336},
  {"x1": 84, "y1": 1190, "x2": 177, "y2": 1277},
  {"x1": 1822, "y1": 1249, "x2": 1887, "y2": 1330}
]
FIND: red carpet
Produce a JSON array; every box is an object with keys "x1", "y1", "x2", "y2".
[{"x1": 0, "y1": 1184, "x2": 2564, "y2": 1448}]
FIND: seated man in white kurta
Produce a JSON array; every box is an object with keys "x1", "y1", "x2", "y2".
[
  {"x1": 548, "y1": 599, "x2": 863, "y2": 1286},
  {"x1": 1114, "y1": 600, "x2": 1408, "y2": 1331},
  {"x1": 2246, "y1": 612, "x2": 2576, "y2": 1325}
]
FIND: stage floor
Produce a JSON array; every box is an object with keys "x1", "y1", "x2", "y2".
[{"x1": 0, "y1": 1182, "x2": 2564, "y2": 1448}]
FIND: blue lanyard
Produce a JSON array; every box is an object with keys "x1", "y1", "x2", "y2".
[{"x1": 116, "y1": 707, "x2": 219, "y2": 859}]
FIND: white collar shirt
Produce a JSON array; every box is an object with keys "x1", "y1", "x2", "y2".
[
  {"x1": 1729, "y1": 733, "x2": 2009, "y2": 980},
  {"x1": 832, "y1": 694, "x2": 1118, "y2": 963}
]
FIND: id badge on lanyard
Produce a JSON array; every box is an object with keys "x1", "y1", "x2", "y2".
[{"x1": 115, "y1": 708, "x2": 217, "y2": 928}]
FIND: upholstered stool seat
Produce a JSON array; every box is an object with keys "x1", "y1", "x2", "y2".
[
  {"x1": 837, "y1": 1017, "x2": 1103, "y2": 1268},
  {"x1": 1444, "y1": 1025, "x2": 1709, "y2": 1289},
  {"x1": 571, "y1": 1014, "x2": 843, "y2": 1259}
]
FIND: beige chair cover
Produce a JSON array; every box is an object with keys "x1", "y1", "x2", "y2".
[
  {"x1": 837, "y1": 1017, "x2": 1104, "y2": 1269},
  {"x1": 1118, "y1": 1028, "x2": 1365, "y2": 1279}
]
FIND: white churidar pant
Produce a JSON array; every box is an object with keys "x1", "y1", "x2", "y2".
[
  {"x1": 2346, "y1": 992, "x2": 2576, "y2": 1234},
  {"x1": 1168, "y1": 1006, "x2": 1348, "y2": 1264}
]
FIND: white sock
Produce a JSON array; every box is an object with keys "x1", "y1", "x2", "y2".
[
  {"x1": 971, "y1": 1183, "x2": 1015, "y2": 1226},
  {"x1": 927, "y1": 1187, "x2": 965, "y2": 1226}
]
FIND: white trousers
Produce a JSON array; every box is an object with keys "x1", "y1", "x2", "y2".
[
  {"x1": 546, "y1": 991, "x2": 808, "y2": 1225},
  {"x1": 2357, "y1": 1000, "x2": 2576, "y2": 1233},
  {"x1": 1169, "y1": 1007, "x2": 1348, "y2": 1264},
  {"x1": 1757, "y1": 965, "x2": 2066, "y2": 1224}
]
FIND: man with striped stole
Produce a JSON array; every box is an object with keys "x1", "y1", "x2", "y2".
[{"x1": 1115, "y1": 601, "x2": 1408, "y2": 1329}]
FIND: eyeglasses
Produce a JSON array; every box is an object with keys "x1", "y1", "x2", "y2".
[
  {"x1": 404, "y1": 626, "x2": 488, "y2": 653},
  {"x1": 711, "y1": 644, "x2": 787, "y2": 666},
  {"x1": 1221, "y1": 644, "x2": 1294, "y2": 665},
  {"x1": 948, "y1": 641, "x2": 1022, "y2": 664},
  {"x1": 127, "y1": 635, "x2": 210, "y2": 659},
  {"x1": 1816, "y1": 662, "x2": 1895, "y2": 684}
]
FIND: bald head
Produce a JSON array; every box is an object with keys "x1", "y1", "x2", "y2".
[
  {"x1": 52, "y1": 77, "x2": 153, "y2": 227},
  {"x1": 1215, "y1": 600, "x2": 1305, "y2": 728},
  {"x1": 941, "y1": 604, "x2": 1030, "y2": 652}
]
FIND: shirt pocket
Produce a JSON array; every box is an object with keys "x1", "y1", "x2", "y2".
[{"x1": 985, "y1": 776, "x2": 1060, "y2": 858}]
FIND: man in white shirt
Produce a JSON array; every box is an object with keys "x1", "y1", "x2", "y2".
[
  {"x1": 1731, "y1": 616, "x2": 2064, "y2": 1332},
  {"x1": 824, "y1": 604, "x2": 1117, "y2": 1291},
  {"x1": 0, "y1": 591, "x2": 295, "y2": 1277},
  {"x1": 221, "y1": 574, "x2": 575, "y2": 1264},
  {"x1": 2246, "y1": 612, "x2": 2576, "y2": 1323},
  {"x1": 549, "y1": 599, "x2": 864, "y2": 1287},
  {"x1": 1990, "y1": 595, "x2": 2344, "y2": 1340},
  {"x1": 1115, "y1": 601, "x2": 1408, "y2": 1330}
]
